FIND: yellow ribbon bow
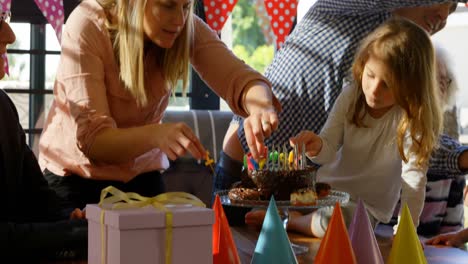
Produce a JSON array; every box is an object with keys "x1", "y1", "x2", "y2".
[{"x1": 98, "y1": 186, "x2": 206, "y2": 264}]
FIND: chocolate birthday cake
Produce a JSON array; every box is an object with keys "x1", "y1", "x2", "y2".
[{"x1": 227, "y1": 146, "x2": 330, "y2": 204}]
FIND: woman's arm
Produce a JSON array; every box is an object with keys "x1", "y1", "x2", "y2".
[{"x1": 190, "y1": 17, "x2": 281, "y2": 158}]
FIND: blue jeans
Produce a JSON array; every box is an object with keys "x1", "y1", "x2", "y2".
[{"x1": 213, "y1": 151, "x2": 250, "y2": 226}]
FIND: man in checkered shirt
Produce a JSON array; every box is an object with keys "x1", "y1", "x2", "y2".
[{"x1": 214, "y1": 0, "x2": 467, "y2": 225}]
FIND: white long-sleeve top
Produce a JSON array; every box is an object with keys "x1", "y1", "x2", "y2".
[{"x1": 311, "y1": 85, "x2": 427, "y2": 227}]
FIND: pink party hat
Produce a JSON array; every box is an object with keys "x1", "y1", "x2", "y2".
[
  {"x1": 251, "y1": 196, "x2": 297, "y2": 264},
  {"x1": 348, "y1": 199, "x2": 383, "y2": 264},
  {"x1": 315, "y1": 202, "x2": 357, "y2": 264},
  {"x1": 387, "y1": 203, "x2": 427, "y2": 264}
]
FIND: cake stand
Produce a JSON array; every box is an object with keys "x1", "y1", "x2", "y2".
[{"x1": 215, "y1": 189, "x2": 350, "y2": 255}]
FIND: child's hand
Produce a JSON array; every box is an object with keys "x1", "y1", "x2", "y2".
[
  {"x1": 289, "y1": 131, "x2": 322, "y2": 157},
  {"x1": 425, "y1": 231, "x2": 465, "y2": 248}
]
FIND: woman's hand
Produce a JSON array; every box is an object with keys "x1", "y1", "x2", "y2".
[
  {"x1": 425, "y1": 231, "x2": 466, "y2": 248},
  {"x1": 152, "y1": 122, "x2": 206, "y2": 160},
  {"x1": 70, "y1": 208, "x2": 86, "y2": 220},
  {"x1": 241, "y1": 81, "x2": 281, "y2": 160},
  {"x1": 243, "y1": 108, "x2": 279, "y2": 160},
  {"x1": 289, "y1": 130, "x2": 323, "y2": 157}
]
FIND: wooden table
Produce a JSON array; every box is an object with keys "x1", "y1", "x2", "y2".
[{"x1": 231, "y1": 224, "x2": 468, "y2": 264}]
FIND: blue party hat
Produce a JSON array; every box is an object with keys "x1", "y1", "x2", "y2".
[
  {"x1": 251, "y1": 196, "x2": 297, "y2": 264},
  {"x1": 348, "y1": 199, "x2": 383, "y2": 264}
]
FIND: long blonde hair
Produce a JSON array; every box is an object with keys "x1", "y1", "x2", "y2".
[
  {"x1": 351, "y1": 18, "x2": 442, "y2": 167},
  {"x1": 97, "y1": 0, "x2": 194, "y2": 106}
]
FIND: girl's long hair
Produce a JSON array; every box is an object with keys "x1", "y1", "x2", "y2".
[
  {"x1": 350, "y1": 18, "x2": 442, "y2": 167},
  {"x1": 97, "y1": 0, "x2": 194, "y2": 106}
]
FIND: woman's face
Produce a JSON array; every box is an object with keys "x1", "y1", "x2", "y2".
[
  {"x1": 361, "y1": 55, "x2": 396, "y2": 117},
  {"x1": 143, "y1": 0, "x2": 192, "y2": 48},
  {"x1": 0, "y1": 18, "x2": 16, "y2": 79}
]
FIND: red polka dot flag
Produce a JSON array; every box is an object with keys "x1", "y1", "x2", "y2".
[
  {"x1": 264, "y1": 0, "x2": 297, "y2": 49},
  {"x1": 34, "y1": 0, "x2": 64, "y2": 43},
  {"x1": 203, "y1": 0, "x2": 238, "y2": 33}
]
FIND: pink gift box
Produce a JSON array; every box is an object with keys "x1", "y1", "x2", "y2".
[{"x1": 86, "y1": 204, "x2": 214, "y2": 264}]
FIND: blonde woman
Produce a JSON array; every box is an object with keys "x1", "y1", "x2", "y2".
[{"x1": 38, "y1": 0, "x2": 280, "y2": 209}]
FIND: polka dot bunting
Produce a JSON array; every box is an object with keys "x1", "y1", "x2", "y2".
[
  {"x1": 203, "y1": 0, "x2": 238, "y2": 32},
  {"x1": 264, "y1": 0, "x2": 297, "y2": 49},
  {"x1": 0, "y1": 0, "x2": 11, "y2": 12},
  {"x1": 0, "y1": 0, "x2": 11, "y2": 76},
  {"x1": 34, "y1": 0, "x2": 64, "y2": 43}
]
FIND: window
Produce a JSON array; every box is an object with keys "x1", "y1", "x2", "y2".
[{"x1": 219, "y1": 0, "x2": 276, "y2": 110}]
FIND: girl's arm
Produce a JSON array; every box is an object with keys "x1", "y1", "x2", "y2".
[
  {"x1": 308, "y1": 85, "x2": 353, "y2": 164},
  {"x1": 397, "y1": 135, "x2": 428, "y2": 231}
]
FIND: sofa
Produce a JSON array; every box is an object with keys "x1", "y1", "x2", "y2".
[{"x1": 161, "y1": 110, "x2": 234, "y2": 207}]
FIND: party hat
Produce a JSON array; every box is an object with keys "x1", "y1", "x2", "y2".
[
  {"x1": 314, "y1": 202, "x2": 357, "y2": 264},
  {"x1": 387, "y1": 203, "x2": 427, "y2": 264},
  {"x1": 251, "y1": 196, "x2": 297, "y2": 264},
  {"x1": 348, "y1": 199, "x2": 383, "y2": 264},
  {"x1": 212, "y1": 195, "x2": 241, "y2": 264}
]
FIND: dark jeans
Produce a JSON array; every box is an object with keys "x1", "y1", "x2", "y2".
[
  {"x1": 44, "y1": 170, "x2": 165, "y2": 210},
  {"x1": 213, "y1": 151, "x2": 250, "y2": 226}
]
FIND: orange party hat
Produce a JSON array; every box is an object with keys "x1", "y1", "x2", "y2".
[
  {"x1": 212, "y1": 195, "x2": 241, "y2": 264},
  {"x1": 314, "y1": 202, "x2": 357, "y2": 264},
  {"x1": 387, "y1": 203, "x2": 427, "y2": 264}
]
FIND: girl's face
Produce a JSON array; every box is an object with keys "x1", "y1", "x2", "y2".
[
  {"x1": 361, "y1": 55, "x2": 396, "y2": 117},
  {"x1": 143, "y1": 0, "x2": 191, "y2": 48}
]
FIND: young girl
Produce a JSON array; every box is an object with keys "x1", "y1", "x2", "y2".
[{"x1": 249, "y1": 17, "x2": 442, "y2": 237}]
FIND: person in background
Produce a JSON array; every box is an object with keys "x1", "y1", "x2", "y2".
[
  {"x1": 215, "y1": 0, "x2": 466, "y2": 224},
  {"x1": 407, "y1": 45, "x2": 467, "y2": 236},
  {"x1": 0, "y1": 10, "x2": 87, "y2": 260},
  {"x1": 437, "y1": 45, "x2": 460, "y2": 140},
  {"x1": 38, "y1": 0, "x2": 280, "y2": 210},
  {"x1": 426, "y1": 226, "x2": 468, "y2": 247}
]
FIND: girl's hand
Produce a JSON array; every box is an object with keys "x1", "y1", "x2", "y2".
[
  {"x1": 152, "y1": 123, "x2": 206, "y2": 160},
  {"x1": 425, "y1": 231, "x2": 465, "y2": 248},
  {"x1": 289, "y1": 130, "x2": 323, "y2": 157},
  {"x1": 243, "y1": 108, "x2": 279, "y2": 160}
]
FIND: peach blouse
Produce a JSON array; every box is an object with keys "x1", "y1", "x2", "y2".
[{"x1": 39, "y1": 0, "x2": 271, "y2": 182}]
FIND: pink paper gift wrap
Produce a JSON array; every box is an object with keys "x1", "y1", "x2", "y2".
[{"x1": 86, "y1": 204, "x2": 214, "y2": 264}]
